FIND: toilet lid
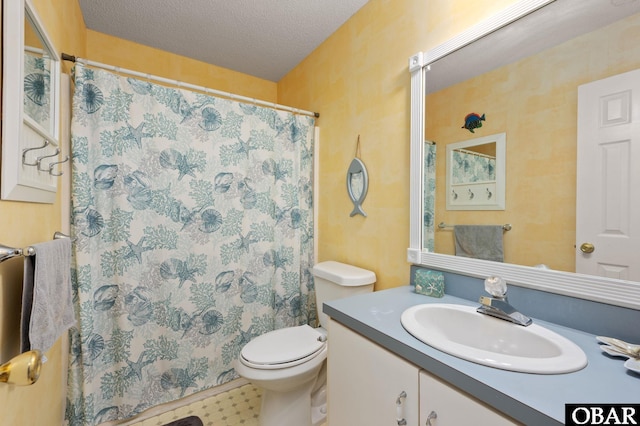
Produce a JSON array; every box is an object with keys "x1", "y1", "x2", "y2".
[{"x1": 241, "y1": 325, "x2": 325, "y2": 368}]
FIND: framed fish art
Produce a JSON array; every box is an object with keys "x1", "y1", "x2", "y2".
[{"x1": 347, "y1": 136, "x2": 369, "y2": 217}]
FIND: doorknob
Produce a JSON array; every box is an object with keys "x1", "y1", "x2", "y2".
[{"x1": 580, "y1": 242, "x2": 595, "y2": 253}]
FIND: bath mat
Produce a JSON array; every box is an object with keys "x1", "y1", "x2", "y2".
[{"x1": 163, "y1": 416, "x2": 203, "y2": 426}]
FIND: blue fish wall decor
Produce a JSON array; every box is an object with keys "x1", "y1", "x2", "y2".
[
  {"x1": 347, "y1": 157, "x2": 368, "y2": 217},
  {"x1": 462, "y1": 113, "x2": 485, "y2": 133}
]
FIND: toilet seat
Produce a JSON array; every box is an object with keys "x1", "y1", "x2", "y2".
[{"x1": 240, "y1": 325, "x2": 326, "y2": 370}]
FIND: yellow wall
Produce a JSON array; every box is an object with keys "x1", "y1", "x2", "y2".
[
  {"x1": 427, "y1": 13, "x2": 640, "y2": 272},
  {"x1": 85, "y1": 31, "x2": 278, "y2": 103},
  {"x1": 277, "y1": 0, "x2": 518, "y2": 289},
  {"x1": 0, "y1": 0, "x2": 84, "y2": 423},
  {"x1": 9, "y1": 0, "x2": 613, "y2": 421},
  {"x1": 0, "y1": 1, "x2": 274, "y2": 424}
]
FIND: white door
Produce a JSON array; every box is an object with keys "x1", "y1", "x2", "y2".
[{"x1": 576, "y1": 69, "x2": 640, "y2": 281}]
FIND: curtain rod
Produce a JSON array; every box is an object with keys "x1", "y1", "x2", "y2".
[
  {"x1": 61, "y1": 53, "x2": 320, "y2": 119},
  {"x1": 453, "y1": 147, "x2": 495, "y2": 159}
]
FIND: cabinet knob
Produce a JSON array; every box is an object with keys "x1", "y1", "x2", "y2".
[{"x1": 426, "y1": 410, "x2": 438, "y2": 426}]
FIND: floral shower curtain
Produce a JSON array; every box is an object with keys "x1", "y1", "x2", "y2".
[
  {"x1": 66, "y1": 63, "x2": 315, "y2": 425},
  {"x1": 451, "y1": 149, "x2": 496, "y2": 183},
  {"x1": 423, "y1": 142, "x2": 436, "y2": 251}
]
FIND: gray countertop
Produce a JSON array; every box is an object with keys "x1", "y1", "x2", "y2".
[{"x1": 323, "y1": 286, "x2": 640, "y2": 425}]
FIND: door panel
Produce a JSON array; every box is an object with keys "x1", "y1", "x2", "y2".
[{"x1": 576, "y1": 69, "x2": 640, "y2": 280}]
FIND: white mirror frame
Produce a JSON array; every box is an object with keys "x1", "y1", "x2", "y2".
[
  {"x1": 2, "y1": 0, "x2": 61, "y2": 203},
  {"x1": 407, "y1": 0, "x2": 640, "y2": 310}
]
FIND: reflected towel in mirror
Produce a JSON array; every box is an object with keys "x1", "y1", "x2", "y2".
[{"x1": 453, "y1": 225, "x2": 504, "y2": 262}]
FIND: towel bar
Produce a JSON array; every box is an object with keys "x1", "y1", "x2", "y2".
[
  {"x1": 0, "y1": 232, "x2": 71, "y2": 264},
  {"x1": 438, "y1": 222, "x2": 512, "y2": 231}
]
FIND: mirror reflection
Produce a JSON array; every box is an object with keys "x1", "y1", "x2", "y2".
[
  {"x1": 445, "y1": 133, "x2": 505, "y2": 211},
  {"x1": 423, "y1": 3, "x2": 640, "y2": 279},
  {"x1": 23, "y1": 12, "x2": 53, "y2": 134}
]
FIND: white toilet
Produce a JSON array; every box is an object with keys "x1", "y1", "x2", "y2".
[{"x1": 235, "y1": 261, "x2": 376, "y2": 426}]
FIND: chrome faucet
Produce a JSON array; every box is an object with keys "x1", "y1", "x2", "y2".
[{"x1": 477, "y1": 276, "x2": 532, "y2": 326}]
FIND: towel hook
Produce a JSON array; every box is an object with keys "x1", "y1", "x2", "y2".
[
  {"x1": 22, "y1": 140, "x2": 50, "y2": 166},
  {"x1": 49, "y1": 156, "x2": 69, "y2": 176},
  {"x1": 36, "y1": 148, "x2": 61, "y2": 172}
]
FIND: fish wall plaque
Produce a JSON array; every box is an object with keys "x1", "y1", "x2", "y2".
[
  {"x1": 462, "y1": 113, "x2": 485, "y2": 133},
  {"x1": 347, "y1": 157, "x2": 368, "y2": 217}
]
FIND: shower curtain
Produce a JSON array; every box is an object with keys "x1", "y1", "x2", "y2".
[
  {"x1": 66, "y1": 63, "x2": 316, "y2": 425},
  {"x1": 423, "y1": 142, "x2": 436, "y2": 251},
  {"x1": 451, "y1": 149, "x2": 496, "y2": 183}
]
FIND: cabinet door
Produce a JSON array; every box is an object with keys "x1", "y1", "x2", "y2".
[
  {"x1": 328, "y1": 319, "x2": 419, "y2": 425},
  {"x1": 419, "y1": 370, "x2": 520, "y2": 425}
]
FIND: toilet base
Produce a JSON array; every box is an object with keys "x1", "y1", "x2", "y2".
[
  {"x1": 311, "y1": 384, "x2": 327, "y2": 426},
  {"x1": 259, "y1": 379, "x2": 317, "y2": 426}
]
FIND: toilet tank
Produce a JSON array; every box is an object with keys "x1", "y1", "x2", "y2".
[{"x1": 311, "y1": 261, "x2": 376, "y2": 329}]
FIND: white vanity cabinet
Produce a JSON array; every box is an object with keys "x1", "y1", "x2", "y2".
[
  {"x1": 419, "y1": 370, "x2": 520, "y2": 425},
  {"x1": 328, "y1": 319, "x2": 520, "y2": 426},
  {"x1": 328, "y1": 319, "x2": 420, "y2": 425}
]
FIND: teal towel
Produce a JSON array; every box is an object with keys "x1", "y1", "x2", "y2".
[{"x1": 415, "y1": 269, "x2": 444, "y2": 298}]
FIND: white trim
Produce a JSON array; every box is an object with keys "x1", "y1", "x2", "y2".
[
  {"x1": 72, "y1": 57, "x2": 318, "y2": 118},
  {"x1": 408, "y1": 0, "x2": 640, "y2": 310},
  {"x1": 409, "y1": 53, "x2": 425, "y2": 252},
  {"x1": 415, "y1": 252, "x2": 640, "y2": 310}
]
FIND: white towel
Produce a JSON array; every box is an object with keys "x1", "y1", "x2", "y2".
[{"x1": 21, "y1": 238, "x2": 76, "y2": 355}]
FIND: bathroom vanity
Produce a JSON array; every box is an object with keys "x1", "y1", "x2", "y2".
[
  {"x1": 324, "y1": 286, "x2": 639, "y2": 425},
  {"x1": 328, "y1": 318, "x2": 517, "y2": 425}
]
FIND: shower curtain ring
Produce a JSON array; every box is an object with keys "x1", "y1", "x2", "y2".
[
  {"x1": 36, "y1": 148, "x2": 61, "y2": 172},
  {"x1": 49, "y1": 155, "x2": 69, "y2": 176},
  {"x1": 22, "y1": 140, "x2": 50, "y2": 166}
]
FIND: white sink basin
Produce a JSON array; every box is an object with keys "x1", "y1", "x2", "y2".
[{"x1": 401, "y1": 303, "x2": 587, "y2": 374}]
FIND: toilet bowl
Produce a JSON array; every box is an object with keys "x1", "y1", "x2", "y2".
[{"x1": 234, "y1": 261, "x2": 376, "y2": 426}]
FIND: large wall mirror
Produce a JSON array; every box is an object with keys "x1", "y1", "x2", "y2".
[
  {"x1": 2, "y1": 0, "x2": 61, "y2": 203},
  {"x1": 408, "y1": 0, "x2": 640, "y2": 310}
]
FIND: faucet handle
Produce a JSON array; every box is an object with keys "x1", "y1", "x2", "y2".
[{"x1": 484, "y1": 276, "x2": 507, "y2": 298}]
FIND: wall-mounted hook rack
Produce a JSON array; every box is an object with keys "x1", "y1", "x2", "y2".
[
  {"x1": 36, "y1": 149, "x2": 60, "y2": 172},
  {"x1": 48, "y1": 156, "x2": 69, "y2": 176},
  {"x1": 21, "y1": 140, "x2": 50, "y2": 166}
]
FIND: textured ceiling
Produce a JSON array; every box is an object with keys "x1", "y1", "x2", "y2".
[{"x1": 78, "y1": 0, "x2": 370, "y2": 82}]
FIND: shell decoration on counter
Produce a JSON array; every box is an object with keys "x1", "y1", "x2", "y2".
[{"x1": 596, "y1": 336, "x2": 640, "y2": 376}]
